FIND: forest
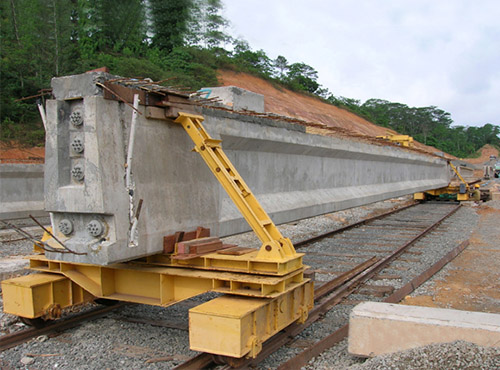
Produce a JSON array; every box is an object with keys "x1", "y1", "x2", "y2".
[{"x1": 2, "y1": 0, "x2": 499, "y2": 158}]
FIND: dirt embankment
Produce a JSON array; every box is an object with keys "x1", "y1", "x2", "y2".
[
  {"x1": 0, "y1": 142, "x2": 44, "y2": 163},
  {"x1": 464, "y1": 144, "x2": 499, "y2": 165},
  {"x1": 217, "y1": 70, "x2": 446, "y2": 156},
  {"x1": 1, "y1": 70, "x2": 463, "y2": 163}
]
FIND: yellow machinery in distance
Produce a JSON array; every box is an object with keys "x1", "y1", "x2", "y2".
[
  {"x1": 376, "y1": 134, "x2": 414, "y2": 147},
  {"x1": 1, "y1": 112, "x2": 313, "y2": 360},
  {"x1": 414, "y1": 160, "x2": 481, "y2": 201}
]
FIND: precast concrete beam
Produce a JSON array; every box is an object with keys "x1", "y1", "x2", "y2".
[{"x1": 43, "y1": 73, "x2": 450, "y2": 265}]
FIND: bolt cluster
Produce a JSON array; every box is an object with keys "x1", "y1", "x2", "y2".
[
  {"x1": 70, "y1": 110, "x2": 83, "y2": 126},
  {"x1": 87, "y1": 219, "x2": 103, "y2": 237},
  {"x1": 71, "y1": 137, "x2": 84, "y2": 153},
  {"x1": 71, "y1": 165, "x2": 84, "y2": 181},
  {"x1": 58, "y1": 219, "x2": 74, "y2": 236}
]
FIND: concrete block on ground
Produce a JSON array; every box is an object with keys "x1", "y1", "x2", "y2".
[
  {"x1": 348, "y1": 302, "x2": 500, "y2": 357},
  {"x1": 491, "y1": 192, "x2": 500, "y2": 201},
  {"x1": 201, "y1": 86, "x2": 265, "y2": 113}
]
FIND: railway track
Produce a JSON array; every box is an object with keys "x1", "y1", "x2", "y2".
[
  {"x1": 0, "y1": 202, "x2": 467, "y2": 368},
  {"x1": 0, "y1": 215, "x2": 51, "y2": 231},
  {"x1": 0, "y1": 303, "x2": 127, "y2": 352},
  {"x1": 0, "y1": 215, "x2": 51, "y2": 245},
  {"x1": 174, "y1": 202, "x2": 464, "y2": 369}
]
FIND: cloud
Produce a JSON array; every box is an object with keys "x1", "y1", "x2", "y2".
[{"x1": 224, "y1": 0, "x2": 500, "y2": 126}]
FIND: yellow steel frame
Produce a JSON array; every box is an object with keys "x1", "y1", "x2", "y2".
[
  {"x1": 173, "y1": 113, "x2": 300, "y2": 263},
  {"x1": 376, "y1": 134, "x2": 414, "y2": 147},
  {"x1": 146, "y1": 249, "x2": 303, "y2": 276},
  {"x1": 26, "y1": 255, "x2": 306, "y2": 303},
  {"x1": 448, "y1": 161, "x2": 468, "y2": 189},
  {"x1": 414, "y1": 161, "x2": 473, "y2": 201},
  {"x1": 2, "y1": 273, "x2": 93, "y2": 319},
  {"x1": 414, "y1": 186, "x2": 470, "y2": 201}
]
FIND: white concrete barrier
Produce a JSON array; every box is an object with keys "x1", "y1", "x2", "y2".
[{"x1": 348, "y1": 302, "x2": 500, "y2": 357}]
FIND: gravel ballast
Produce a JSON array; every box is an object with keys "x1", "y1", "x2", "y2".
[{"x1": 1, "y1": 197, "x2": 498, "y2": 369}]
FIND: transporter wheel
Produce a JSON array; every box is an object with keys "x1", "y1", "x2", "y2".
[
  {"x1": 212, "y1": 354, "x2": 246, "y2": 367},
  {"x1": 94, "y1": 298, "x2": 119, "y2": 306},
  {"x1": 20, "y1": 317, "x2": 48, "y2": 328}
]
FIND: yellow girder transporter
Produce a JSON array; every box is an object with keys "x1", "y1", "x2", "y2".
[
  {"x1": 414, "y1": 161, "x2": 480, "y2": 202},
  {"x1": 2, "y1": 112, "x2": 314, "y2": 360}
]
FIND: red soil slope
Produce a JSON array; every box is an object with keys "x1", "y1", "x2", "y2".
[
  {"x1": 217, "y1": 70, "x2": 449, "y2": 156},
  {"x1": 1, "y1": 70, "x2": 456, "y2": 163},
  {"x1": 0, "y1": 142, "x2": 44, "y2": 163},
  {"x1": 218, "y1": 70, "x2": 391, "y2": 137},
  {"x1": 464, "y1": 144, "x2": 499, "y2": 165}
]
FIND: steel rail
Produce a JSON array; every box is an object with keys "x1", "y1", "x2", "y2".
[
  {"x1": 177, "y1": 203, "x2": 461, "y2": 369},
  {"x1": 0, "y1": 303, "x2": 126, "y2": 352},
  {"x1": 294, "y1": 202, "x2": 418, "y2": 248},
  {"x1": 278, "y1": 239, "x2": 470, "y2": 369},
  {"x1": 172, "y1": 257, "x2": 379, "y2": 370}
]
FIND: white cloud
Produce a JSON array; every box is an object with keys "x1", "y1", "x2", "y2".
[{"x1": 223, "y1": 0, "x2": 500, "y2": 127}]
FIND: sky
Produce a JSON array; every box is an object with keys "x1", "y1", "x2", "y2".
[{"x1": 223, "y1": 1, "x2": 500, "y2": 127}]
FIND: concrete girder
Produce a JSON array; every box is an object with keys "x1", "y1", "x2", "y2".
[{"x1": 41, "y1": 73, "x2": 450, "y2": 265}]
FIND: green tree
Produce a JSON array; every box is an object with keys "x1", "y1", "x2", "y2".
[
  {"x1": 2, "y1": 0, "x2": 78, "y2": 132},
  {"x1": 149, "y1": 0, "x2": 192, "y2": 52},
  {"x1": 203, "y1": 0, "x2": 230, "y2": 48},
  {"x1": 285, "y1": 62, "x2": 319, "y2": 93},
  {"x1": 273, "y1": 55, "x2": 288, "y2": 78},
  {"x1": 186, "y1": 0, "x2": 231, "y2": 48},
  {"x1": 98, "y1": 0, "x2": 146, "y2": 53},
  {"x1": 232, "y1": 39, "x2": 272, "y2": 76}
]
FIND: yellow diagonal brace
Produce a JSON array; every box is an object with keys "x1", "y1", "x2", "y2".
[
  {"x1": 448, "y1": 161, "x2": 468, "y2": 190},
  {"x1": 174, "y1": 113, "x2": 298, "y2": 261}
]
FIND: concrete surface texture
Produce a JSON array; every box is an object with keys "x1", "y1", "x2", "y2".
[
  {"x1": 348, "y1": 301, "x2": 500, "y2": 357},
  {"x1": 44, "y1": 72, "x2": 450, "y2": 265},
  {"x1": 201, "y1": 86, "x2": 265, "y2": 113},
  {"x1": 0, "y1": 164, "x2": 45, "y2": 219}
]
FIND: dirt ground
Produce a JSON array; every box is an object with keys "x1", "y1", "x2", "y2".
[
  {"x1": 0, "y1": 141, "x2": 44, "y2": 163},
  {"x1": 402, "y1": 195, "x2": 500, "y2": 314}
]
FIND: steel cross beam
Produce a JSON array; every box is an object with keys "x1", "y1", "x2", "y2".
[{"x1": 173, "y1": 112, "x2": 297, "y2": 262}]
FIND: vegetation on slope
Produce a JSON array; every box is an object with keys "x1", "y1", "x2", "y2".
[{"x1": 1, "y1": 0, "x2": 499, "y2": 157}]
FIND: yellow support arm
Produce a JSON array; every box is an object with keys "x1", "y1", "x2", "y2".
[
  {"x1": 174, "y1": 112, "x2": 297, "y2": 261},
  {"x1": 448, "y1": 161, "x2": 468, "y2": 190}
]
